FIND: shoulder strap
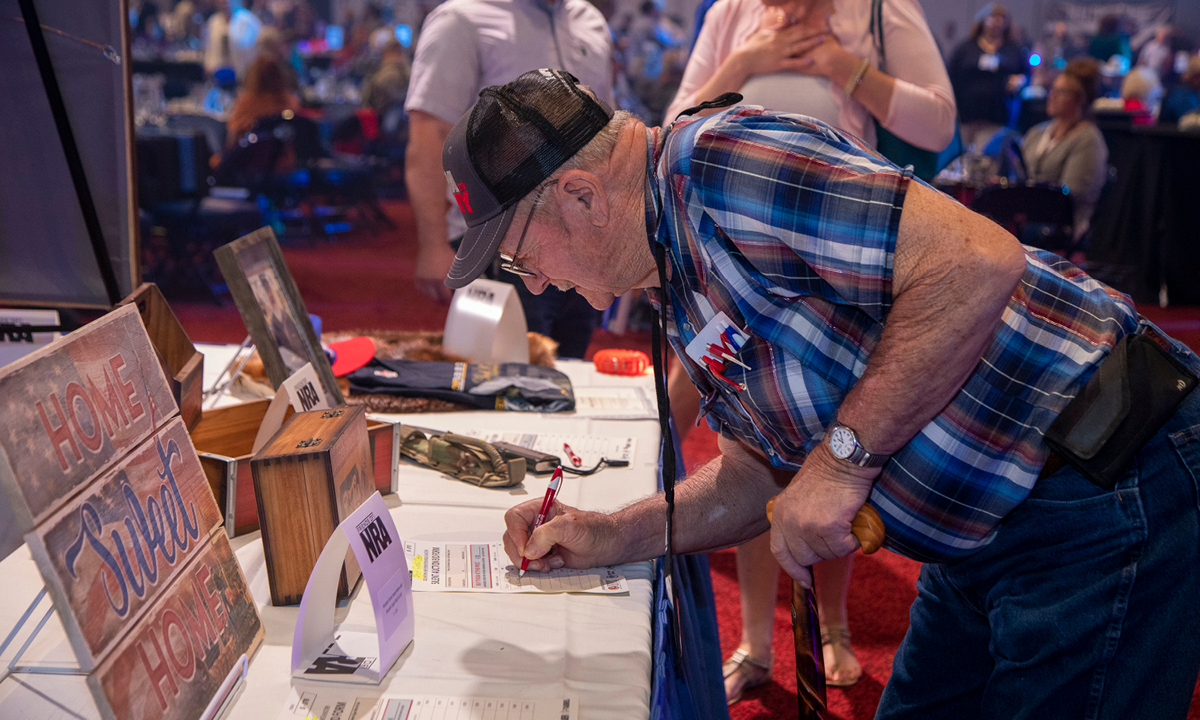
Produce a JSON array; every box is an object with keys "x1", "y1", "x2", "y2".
[
  {"x1": 673, "y1": 91, "x2": 743, "y2": 122},
  {"x1": 871, "y1": 0, "x2": 885, "y2": 70}
]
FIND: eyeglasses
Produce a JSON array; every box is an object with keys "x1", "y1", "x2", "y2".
[{"x1": 498, "y1": 181, "x2": 554, "y2": 278}]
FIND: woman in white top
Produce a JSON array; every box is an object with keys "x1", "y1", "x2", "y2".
[
  {"x1": 664, "y1": 0, "x2": 955, "y2": 152},
  {"x1": 663, "y1": 0, "x2": 954, "y2": 703}
]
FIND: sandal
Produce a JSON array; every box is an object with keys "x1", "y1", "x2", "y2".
[
  {"x1": 723, "y1": 648, "x2": 772, "y2": 705},
  {"x1": 820, "y1": 626, "x2": 862, "y2": 688}
]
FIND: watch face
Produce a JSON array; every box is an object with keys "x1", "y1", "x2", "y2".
[{"x1": 829, "y1": 426, "x2": 856, "y2": 459}]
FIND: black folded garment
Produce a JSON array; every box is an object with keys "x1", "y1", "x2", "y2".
[{"x1": 346, "y1": 358, "x2": 575, "y2": 412}]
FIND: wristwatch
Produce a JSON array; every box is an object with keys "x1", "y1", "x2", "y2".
[{"x1": 826, "y1": 423, "x2": 889, "y2": 468}]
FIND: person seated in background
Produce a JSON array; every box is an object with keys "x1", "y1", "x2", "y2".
[
  {"x1": 255, "y1": 26, "x2": 300, "y2": 93},
  {"x1": 947, "y1": 3, "x2": 1028, "y2": 151},
  {"x1": 1119, "y1": 66, "x2": 1161, "y2": 124},
  {"x1": 361, "y1": 39, "x2": 411, "y2": 114},
  {"x1": 1022, "y1": 58, "x2": 1107, "y2": 242},
  {"x1": 225, "y1": 55, "x2": 300, "y2": 145},
  {"x1": 1161, "y1": 54, "x2": 1200, "y2": 126}
]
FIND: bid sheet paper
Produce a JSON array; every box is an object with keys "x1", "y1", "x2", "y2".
[
  {"x1": 282, "y1": 688, "x2": 579, "y2": 720},
  {"x1": 404, "y1": 541, "x2": 627, "y2": 594}
]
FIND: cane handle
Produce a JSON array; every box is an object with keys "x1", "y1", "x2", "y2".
[{"x1": 764, "y1": 498, "x2": 885, "y2": 555}]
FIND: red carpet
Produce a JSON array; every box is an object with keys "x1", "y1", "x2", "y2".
[{"x1": 170, "y1": 201, "x2": 1200, "y2": 719}]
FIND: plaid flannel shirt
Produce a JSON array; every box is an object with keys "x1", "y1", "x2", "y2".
[{"x1": 651, "y1": 108, "x2": 1138, "y2": 562}]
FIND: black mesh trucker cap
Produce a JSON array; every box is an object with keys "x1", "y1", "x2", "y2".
[{"x1": 442, "y1": 68, "x2": 614, "y2": 289}]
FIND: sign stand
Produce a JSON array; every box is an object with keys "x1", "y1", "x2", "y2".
[
  {"x1": 204, "y1": 335, "x2": 255, "y2": 409},
  {"x1": 0, "y1": 587, "x2": 250, "y2": 720},
  {"x1": 292, "y1": 492, "x2": 414, "y2": 684},
  {"x1": 0, "y1": 587, "x2": 85, "y2": 682},
  {"x1": 443, "y1": 279, "x2": 530, "y2": 364}
]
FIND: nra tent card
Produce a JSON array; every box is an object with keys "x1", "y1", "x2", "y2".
[
  {"x1": 292, "y1": 492, "x2": 413, "y2": 684},
  {"x1": 280, "y1": 688, "x2": 579, "y2": 720},
  {"x1": 282, "y1": 362, "x2": 333, "y2": 413},
  {"x1": 403, "y1": 540, "x2": 627, "y2": 595}
]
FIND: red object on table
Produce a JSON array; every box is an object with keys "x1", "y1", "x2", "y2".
[
  {"x1": 593, "y1": 349, "x2": 651, "y2": 376},
  {"x1": 563, "y1": 443, "x2": 582, "y2": 467},
  {"x1": 519, "y1": 467, "x2": 563, "y2": 576}
]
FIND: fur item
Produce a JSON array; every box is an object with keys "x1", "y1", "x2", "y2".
[{"x1": 238, "y1": 330, "x2": 559, "y2": 413}]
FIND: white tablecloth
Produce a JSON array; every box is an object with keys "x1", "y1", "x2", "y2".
[{"x1": 0, "y1": 348, "x2": 662, "y2": 720}]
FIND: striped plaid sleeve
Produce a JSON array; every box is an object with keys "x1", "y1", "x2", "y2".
[{"x1": 684, "y1": 109, "x2": 911, "y2": 320}]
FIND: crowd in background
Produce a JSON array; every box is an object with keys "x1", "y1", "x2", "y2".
[{"x1": 127, "y1": 0, "x2": 1200, "y2": 140}]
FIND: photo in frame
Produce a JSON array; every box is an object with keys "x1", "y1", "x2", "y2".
[{"x1": 214, "y1": 227, "x2": 345, "y2": 404}]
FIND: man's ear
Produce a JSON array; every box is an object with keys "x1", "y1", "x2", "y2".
[{"x1": 554, "y1": 169, "x2": 609, "y2": 228}]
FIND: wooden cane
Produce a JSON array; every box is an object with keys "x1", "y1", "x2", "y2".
[{"x1": 765, "y1": 498, "x2": 885, "y2": 719}]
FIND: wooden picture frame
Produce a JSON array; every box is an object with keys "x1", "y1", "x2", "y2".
[{"x1": 214, "y1": 227, "x2": 344, "y2": 404}]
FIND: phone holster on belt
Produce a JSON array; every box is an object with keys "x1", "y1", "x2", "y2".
[
  {"x1": 1044, "y1": 332, "x2": 1198, "y2": 489},
  {"x1": 399, "y1": 426, "x2": 526, "y2": 488}
]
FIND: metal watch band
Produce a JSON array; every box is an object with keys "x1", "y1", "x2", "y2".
[{"x1": 829, "y1": 423, "x2": 890, "y2": 468}]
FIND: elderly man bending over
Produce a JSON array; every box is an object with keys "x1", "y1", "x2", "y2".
[{"x1": 441, "y1": 69, "x2": 1200, "y2": 720}]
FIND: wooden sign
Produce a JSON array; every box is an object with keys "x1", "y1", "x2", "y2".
[
  {"x1": 0, "y1": 304, "x2": 176, "y2": 533},
  {"x1": 89, "y1": 532, "x2": 263, "y2": 720},
  {"x1": 0, "y1": 305, "x2": 264, "y2": 720},
  {"x1": 27, "y1": 417, "x2": 224, "y2": 669}
]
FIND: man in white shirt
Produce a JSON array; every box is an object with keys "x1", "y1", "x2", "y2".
[{"x1": 404, "y1": 0, "x2": 614, "y2": 356}]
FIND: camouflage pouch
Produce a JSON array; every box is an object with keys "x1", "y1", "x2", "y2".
[{"x1": 399, "y1": 426, "x2": 526, "y2": 488}]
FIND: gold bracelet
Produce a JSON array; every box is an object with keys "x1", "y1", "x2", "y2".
[{"x1": 843, "y1": 58, "x2": 870, "y2": 97}]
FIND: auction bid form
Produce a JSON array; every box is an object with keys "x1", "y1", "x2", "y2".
[
  {"x1": 282, "y1": 688, "x2": 578, "y2": 720},
  {"x1": 403, "y1": 540, "x2": 627, "y2": 594}
]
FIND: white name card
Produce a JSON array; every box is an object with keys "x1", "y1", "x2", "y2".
[
  {"x1": 443, "y1": 279, "x2": 530, "y2": 364},
  {"x1": 0, "y1": 308, "x2": 60, "y2": 370},
  {"x1": 292, "y1": 492, "x2": 414, "y2": 684},
  {"x1": 252, "y1": 363, "x2": 334, "y2": 454},
  {"x1": 282, "y1": 362, "x2": 333, "y2": 413}
]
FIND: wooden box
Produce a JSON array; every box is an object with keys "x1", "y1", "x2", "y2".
[
  {"x1": 190, "y1": 399, "x2": 400, "y2": 537},
  {"x1": 116, "y1": 283, "x2": 204, "y2": 430},
  {"x1": 251, "y1": 406, "x2": 377, "y2": 606}
]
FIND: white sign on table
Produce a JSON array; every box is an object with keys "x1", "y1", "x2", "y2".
[
  {"x1": 252, "y1": 362, "x2": 334, "y2": 453},
  {"x1": 282, "y1": 361, "x2": 333, "y2": 413},
  {"x1": 0, "y1": 308, "x2": 59, "y2": 369},
  {"x1": 443, "y1": 279, "x2": 529, "y2": 364},
  {"x1": 292, "y1": 492, "x2": 414, "y2": 684}
]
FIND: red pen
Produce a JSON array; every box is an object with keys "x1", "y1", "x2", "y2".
[
  {"x1": 519, "y1": 467, "x2": 564, "y2": 577},
  {"x1": 563, "y1": 442, "x2": 582, "y2": 468}
]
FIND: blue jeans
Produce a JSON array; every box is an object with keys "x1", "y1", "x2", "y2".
[{"x1": 877, "y1": 334, "x2": 1200, "y2": 720}]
